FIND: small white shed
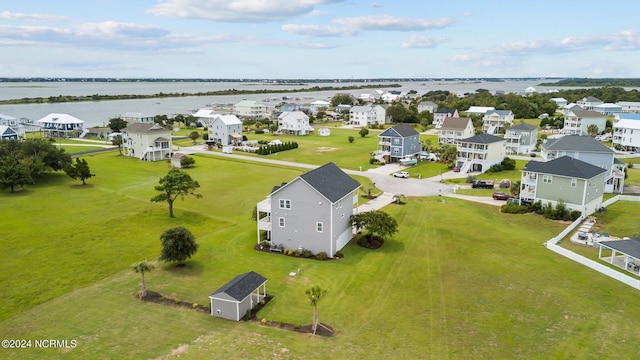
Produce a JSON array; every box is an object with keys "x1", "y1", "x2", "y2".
[
  {"x1": 171, "y1": 153, "x2": 186, "y2": 168},
  {"x1": 209, "y1": 271, "x2": 267, "y2": 321}
]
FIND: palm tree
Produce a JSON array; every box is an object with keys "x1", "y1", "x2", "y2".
[
  {"x1": 305, "y1": 285, "x2": 327, "y2": 335},
  {"x1": 132, "y1": 261, "x2": 154, "y2": 299}
]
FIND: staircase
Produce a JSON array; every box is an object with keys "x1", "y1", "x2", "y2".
[
  {"x1": 460, "y1": 161, "x2": 473, "y2": 173},
  {"x1": 79, "y1": 128, "x2": 90, "y2": 138},
  {"x1": 486, "y1": 125, "x2": 497, "y2": 134}
]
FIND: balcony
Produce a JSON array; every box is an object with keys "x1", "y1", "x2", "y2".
[
  {"x1": 257, "y1": 199, "x2": 271, "y2": 213},
  {"x1": 258, "y1": 216, "x2": 272, "y2": 231}
]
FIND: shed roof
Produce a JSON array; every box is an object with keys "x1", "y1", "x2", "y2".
[
  {"x1": 210, "y1": 271, "x2": 267, "y2": 301},
  {"x1": 523, "y1": 156, "x2": 607, "y2": 179},
  {"x1": 600, "y1": 238, "x2": 640, "y2": 260}
]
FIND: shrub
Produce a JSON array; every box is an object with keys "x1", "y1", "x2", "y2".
[
  {"x1": 302, "y1": 249, "x2": 313, "y2": 258},
  {"x1": 500, "y1": 204, "x2": 531, "y2": 214},
  {"x1": 192, "y1": 303, "x2": 199, "y2": 309},
  {"x1": 244, "y1": 310, "x2": 252, "y2": 320},
  {"x1": 530, "y1": 153, "x2": 537, "y2": 157},
  {"x1": 501, "y1": 157, "x2": 516, "y2": 170},
  {"x1": 261, "y1": 318, "x2": 267, "y2": 324},
  {"x1": 570, "y1": 210, "x2": 582, "y2": 221},
  {"x1": 348, "y1": 136, "x2": 355, "y2": 143},
  {"x1": 255, "y1": 129, "x2": 265, "y2": 134},
  {"x1": 487, "y1": 164, "x2": 503, "y2": 173},
  {"x1": 159, "y1": 297, "x2": 165, "y2": 302},
  {"x1": 292, "y1": 249, "x2": 300, "y2": 257},
  {"x1": 316, "y1": 251, "x2": 327, "y2": 260},
  {"x1": 465, "y1": 175, "x2": 477, "y2": 183},
  {"x1": 175, "y1": 298, "x2": 180, "y2": 304},
  {"x1": 334, "y1": 250, "x2": 344, "y2": 258},
  {"x1": 369, "y1": 157, "x2": 376, "y2": 165}
]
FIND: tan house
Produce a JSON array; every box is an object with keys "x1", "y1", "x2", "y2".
[
  {"x1": 437, "y1": 117, "x2": 474, "y2": 144},
  {"x1": 122, "y1": 123, "x2": 172, "y2": 161}
]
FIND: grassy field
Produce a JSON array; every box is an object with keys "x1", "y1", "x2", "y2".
[{"x1": 2, "y1": 150, "x2": 640, "y2": 359}]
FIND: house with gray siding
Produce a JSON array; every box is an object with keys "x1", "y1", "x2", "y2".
[
  {"x1": 375, "y1": 125, "x2": 421, "y2": 163},
  {"x1": 433, "y1": 108, "x2": 459, "y2": 129},
  {"x1": 437, "y1": 117, "x2": 474, "y2": 145},
  {"x1": 0, "y1": 125, "x2": 19, "y2": 140},
  {"x1": 504, "y1": 123, "x2": 538, "y2": 154},
  {"x1": 520, "y1": 156, "x2": 606, "y2": 215},
  {"x1": 207, "y1": 114, "x2": 243, "y2": 145},
  {"x1": 256, "y1": 163, "x2": 361, "y2": 258},
  {"x1": 541, "y1": 135, "x2": 624, "y2": 193},
  {"x1": 209, "y1": 271, "x2": 267, "y2": 321},
  {"x1": 121, "y1": 122, "x2": 172, "y2": 161}
]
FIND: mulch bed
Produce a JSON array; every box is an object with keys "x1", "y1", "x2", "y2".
[
  {"x1": 357, "y1": 235, "x2": 384, "y2": 249},
  {"x1": 256, "y1": 319, "x2": 334, "y2": 337},
  {"x1": 139, "y1": 290, "x2": 210, "y2": 313}
]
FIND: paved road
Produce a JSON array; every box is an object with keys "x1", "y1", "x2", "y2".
[{"x1": 177, "y1": 145, "x2": 500, "y2": 209}]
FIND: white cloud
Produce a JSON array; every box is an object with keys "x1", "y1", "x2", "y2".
[
  {"x1": 0, "y1": 11, "x2": 69, "y2": 22},
  {"x1": 333, "y1": 15, "x2": 455, "y2": 31},
  {"x1": 147, "y1": 0, "x2": 345, "y2": 23},
  {"x1": 371, "y1": 2, "x2": 382, "y2": 8},
  {"x1": 401, "y1": 35, "x2": 447, "y2": 48},
  {"x1": 281, "y1": 24, "x2": 357, "y2": 37}
]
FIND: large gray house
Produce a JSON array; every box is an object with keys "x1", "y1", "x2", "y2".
[
  {"x1": 541, "y1": 135, "x2": 625, "y2": 194},
  {"x1": 375, "y1": 125, "x2": 421, "y2": 163},
  {"x1": 520, "y1": 156, "x2": 606, "y2": 215},
  {"x1": 504, "y1": 123, "x2": 538, "y2": 155},
  {"x1": 256, "y1": 163, "x2": 361, "y2": 258}
]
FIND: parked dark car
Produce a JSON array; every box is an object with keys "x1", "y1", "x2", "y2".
[{"x1": 472, "y1": 180, "x2": 494, "y2": 189}]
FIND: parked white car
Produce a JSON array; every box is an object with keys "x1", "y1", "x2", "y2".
[{"x1": 393, "y1": 171, "x2": 409, "y2": 178}]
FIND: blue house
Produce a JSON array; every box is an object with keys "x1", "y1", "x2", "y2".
[
  {"x1": 0, "y1": 125, "x2": 19, "y2": 140},
  {"x1": 376, "y1": 125, "x2": 421, "y2": 163}
]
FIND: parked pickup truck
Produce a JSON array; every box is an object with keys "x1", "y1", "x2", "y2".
[{"x1": 471, "y1": 180, "x2": 494, "y2": 189}]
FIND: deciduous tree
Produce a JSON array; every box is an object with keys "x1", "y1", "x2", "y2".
[
  {"x1": 64, "y1": 157, "x2": 95, "y2": 185},
  {"x1": 108, "y1": 117, "x2": 128, "y2": 132},
  {"x1": 159, "y1": 226, "x2": 198, "y2": 266},
  {"x1": 151, "y1": 169, "x2": 202, "y2": 217},
  {"x1": 0, "y1": 157, "x2": 31, "y2": 192},
  {"x1": 188, "y1": 131, "x2": 200, "y2": 144},
  {"x1": 350, "y1": 210, "x2": 399, "y2": 242}
]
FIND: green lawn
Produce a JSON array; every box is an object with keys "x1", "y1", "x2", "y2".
[{"x1": 2, "y1": 152, "x2": 640, "y2": 359}]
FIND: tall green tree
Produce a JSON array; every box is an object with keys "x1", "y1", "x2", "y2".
[
  {"x1": 330, "y1": 93, "x2": 354, "y2": 106},
  {"x1": 159, "y1": 226, "x2": 198, "y2": 266},
  {"x1": 64, "y1": 157, "x2": 95, "y2": 185},
  {"x1": 305, "y1": 285, "x2": 327, "y2": 335},
  {"x1": 438, "y1": 145, "x2": 458, "y2": 167},
  {"x1": 111, "y1": 134, "x2": 123, "y2": 155},
  {"x1": 350, "y1": 210, "x2": 399, "y2": 242},
  {"x1": 188, "y1": 131, "x2": 200, "y2": 144},
  {"x1": 108, "y1": 117, "x2": 128, "y2": 132},
  {"x1": 0, "y1": 157, "x2": 31, "y2": 192},
  {"x1": 150, "y1": 169, "x2": 202, "y2": 217},
  {"x1": 132, "y1": 261, "x2": 154, "y2": 299},
  {"x1": 359, "y1": 128, "x2": 369, "y2": 138},
  {"x1": 587, "y1": 124, "x2": 599, "y2": 137}
]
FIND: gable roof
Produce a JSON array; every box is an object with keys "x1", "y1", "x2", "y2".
[
  {"x1": 193, "y1": 109, "x2": 218, "y2": 118},
  {"x1": 278, "y1": 111, "x2": 309, "y2": 121},
  {"x1": 379, "y1": 124, "x2": 419, "y2": 138},
  {"x1": 485, "y1": 109, "x2": 513, "y2": 116},
  {"x1": 37, "y1": 113, "x2": 84, "y2": 125},
  {"x1": 435, "y1": 107, "x2": 456, "y2": 114},
  {"x1": 213, "y1": 114, "x2": 242, "y2": 126},
  {"x1": 571, "y1": 109, "x2": 606, "y2": 118},
  {"x1": 614, "y1": 119, "x2": 640, "y2": 130},
  {"x1": 440, "y1": 117, "x2": 472, "y2": 130},
  {"x1": 235, "y1": 100, "x2": 264, "y2": 107},
  {"x1": 0, "y1": 125, "x2": 18, "y2": 136},
  {"x1": 298, "y1": 162, "x2": 360, "y2": 203},
  {"x1": 580, "y1": 96, "x2": 602, "y2": 103},
  {"x1": 460, "y1": 133, "x2": 505, "y2": 144},
  {"x1": 542, "y1": 135, "x2": 613, "y2": 154},
  {"x1": 123, "y1": 122, "x2": 169, "y2": 134},
  {"x1": 210, "y1": 271, "x2": 267, "y2": 301},
  {"x1": 508, "y1": 123, "x2": 537, "y2": 131},
  {"x1": 523, "y1": 156, "x2": 607, "y2": 179}
]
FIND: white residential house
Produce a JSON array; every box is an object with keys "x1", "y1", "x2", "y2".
[
  {"x1": 122, "y1": 122, "x2": 172, "y2": 161},
  {"x1": 550, "y1": 97, "x2": 568, "y2": 108},
  {"x1": 455, "y1": 134, "x2": 506, "y2": 173},
  {"x1": 504, "y1": 123, "x2": 538, "y2": 154},
  {"x1": 520, "y1": 156, "x2": 606, "y2": 215},
  {"x1": 593, "y1": 103, "x2": 622, "y2": 116},
  {"x1": 524, "y1": 87, "x2": 537, "y2": 95},
  {"x1": 235, "y1": 100, "x2": 267, "y2": 119},
  {"x1": 562, "y1": 103, "x2": 582, "y2": 117},
  {"x1": 576, "y1": 96, "x2": 603, "y2": 110},
  {"x1": 0, "y1": 113, "x2": 25, "y2": 137},
  {"x1": 563, "y1": 110, "x2": 607, "y2": 135},
  {"x1": 349, "y1": 105, "x2": 388, "y2": 127},
  {"x1": 121, "y1": 112, "x2": 154, "y2": 124},
  {"x1": 613, "y1": 113, "x2": 640, "y2": 124},
  {"x1": 37, "y1": 113, "x2": 84, "y2": 138},
  {"x1": 0, "y1": 125, "x2": 19, "y2": 140},
  {"x1": 613, "y1": 119, "x2": 640, "y2": 153},
  {"x1": 358, "y1": 93, "x2": 375, "y2": 102},
  {"x1": 308, "y1": 100, "x2": 330, "y2": 115},
  {"x1": 277, "y1": 111, "x2": 313, "y2": 135},
  {"x1": 465, "y1": 106, "x2": 495, "y2": 116},
  {"x1": 417, "y1": 101, "x2": 438, "y2": 114},
  {"x1": 207, "y1": 114, "x2": 243, "y2": 145},
  {"x1": 437, "y1": 117, "x2": 475, "y2": 145},
  {"x1": 482, "y1": 110, "x2": 514, "y2": 134},
  {"x1": 193, "y1": 109, "x2": 219, "y2": 126},
  {"x1": 433, "y1": 108, "x2": 459, "y2": 129},
  {"x1": 541, "y1": 135, "x2": 625, "y2": 193},
  {"x1": 381, "y1": 90, "x2": 404, "y2": 102},
  {"x1": 616, "y1": 101, "x2": 640, "y2": 113},
  {"x1": 256, "y1": 162, "x2": 361, "y2": 258}
]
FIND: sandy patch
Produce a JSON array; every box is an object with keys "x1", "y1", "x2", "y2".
[{"x1": 316, "y1": 147, "x2": 338, "y2": 152}]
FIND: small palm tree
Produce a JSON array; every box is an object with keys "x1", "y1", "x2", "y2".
[
  {"x1": 132, "y1": 261, "x2": 154, "y2": 299},
  {"x1": 305, "y1": 285, "x2": 327, "y2": 335}
]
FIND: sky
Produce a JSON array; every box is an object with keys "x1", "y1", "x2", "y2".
[{"x1": 1, "y1": 0, "x2": 640, "y2": 79}]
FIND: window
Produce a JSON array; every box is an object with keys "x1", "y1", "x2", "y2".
[
  {"x1": 393, "y1": 138, "x2": 400, "y2": 145},
  {"x1": 316, "y1": 222, "x2": 323, "y2": 232},
  {"x1": 571, "y1": 178, "x2": 577, "y2": 188},
  {"x1": 543, "y1": 175, "x2": 552, "y2": 184},
  {"x1": 279, "y1": 199, "x2": 291, "y2": 209},
  {"x1": 279, "y1": 217, "x2": 285, "y2": 227}
]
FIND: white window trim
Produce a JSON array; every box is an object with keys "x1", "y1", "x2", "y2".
[
  {"x1": 316, "y1": 222, "x2": 323, "y2": 233},
  {"x1": 279, "y1": 217, "x2": 285, "y2": 228},
  {"x1": 279, "y1": 199, "x2": 291, "y2": 209},
  {"x1": 543, "y1": 175, "x2": 552, "y2": 184},
  {"x1": 571, "y1": 178, "x2": 577, "y2": 188}
]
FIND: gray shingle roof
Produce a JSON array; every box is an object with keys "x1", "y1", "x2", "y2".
[
  {"x1": 210, "y1": 271, "x2": 267, "y2": 301},
  {"x1": 379, "y1": 124, "x2": 419, "y2": 137},
  {"x1": 599, "y1": 238, "x2": 640, "y2": 259},
  {"x1": 572, "y1": 109, "x2": 605, "y2": 118},
  {"x1": 435, "y1": 107, "x2": 456, "y2": 114},
  {"x1": 508, "y1": 123, "x2": 537, "y2": 131},
  {"x1": 123, "y1": 122, "x2": 168, "y2": 134},
  {"x1": 542, "y1": 135, "x2": 613, "y2": 153},
  {"x1": 460, "y1": 133, "x2": 505, "y2": 144},
  {"x1": 299, "y1": 162, "x2": 361, "y2": 202},
  {"x1": 440, "y1": 117, "x2": 471, "y2": 130},
  {"x1": 523, "y1": 156, "x2": 606, "y2": 179}
]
